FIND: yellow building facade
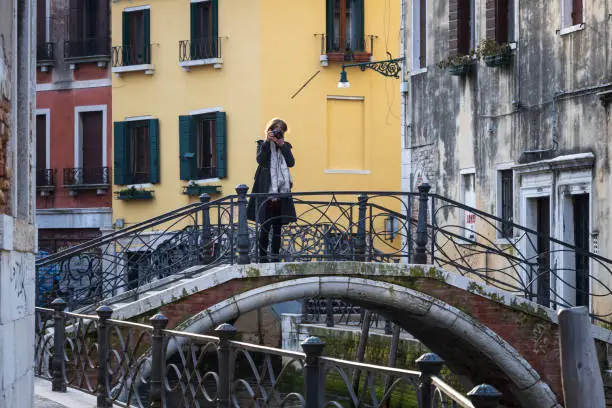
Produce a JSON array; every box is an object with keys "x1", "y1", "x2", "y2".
[{"x1": 111, "y1": 0, "x2": 401, "y2": 226}]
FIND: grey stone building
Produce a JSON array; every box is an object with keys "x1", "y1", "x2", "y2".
[
  {"x1": 0, "y1": 0, "x2": 37, "y2": 407},
  {"x1": 400, "y1": 0, "x2": 611, "y2": 315}
]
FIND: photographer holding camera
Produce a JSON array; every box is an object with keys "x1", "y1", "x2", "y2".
[{"x1": 247, "y1": 118, "x2": 297, "y2": 263}]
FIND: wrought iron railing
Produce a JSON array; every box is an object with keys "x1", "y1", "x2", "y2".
[
  {"x1": 36, "y1": 169, "x2": 57, "y2": 187},
  {"x1": 37, "y1": 42, "x2": 56, "y2": 63},
  {"x1": 65, "y1": 37, "x2": 111, "y2": 59},
  {"x1": 35, "y1": 303, "x2": 501, "y2": 408},
  {"x1": 112, "y1": 44, "x2": 152, "y2": 67},
  {"x1": 178, "y1": 37, "x2": 222, "y2": 62},
  {"x1": 35, "y1": 185, "x2": 612, "y2": 323},
  {"x1": 63, "y1": 167, "x2": 111, "y2": 186}
]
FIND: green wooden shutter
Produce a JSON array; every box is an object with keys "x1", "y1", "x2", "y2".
[
  {"x1": 355, "y1": 0, "x2": 365, "y2": 51},
  {"x1": 179, "y1": 116, "x2": 197, "y2": 181},
  {"x1": 215, "y1": 111, "x2": 227, "y2": 179},
  {"x1": 190, "y1": 3, "x2": 197, "y2": 41},
  {"x1": 212, "y1": 0, "x2": 219, "y2": 39},
  {"x1": 144, "y1": 9, "x2": 151, "y2": 63},
  {"x1": 113, "y1": 121, "x2": 129, "y2": 185},
  {"x1": 148, "y1": 118, "x2": 160, "y2": 183},
  {"x1": 326, "y1": 0, "x2": 334, "y2": 52},
  {"x1": 122, "y1": 12, "x2": 130, "y2": 48}
]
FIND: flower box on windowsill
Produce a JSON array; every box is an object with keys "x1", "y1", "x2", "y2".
[
  {"x1": 182, "y1": 185, "x2": 222, "y2": 196},
  {"x1": 115, "y1": 189, "x2": 154, "y2": 201},
  {"x1": 352, "y1": 51, "x2": 371, "y2": 63},
  {"x1": 326, "y1": 51, "x2": 371, "y2": 63},
  {"x1": 447, "y1": 61, "x2": 476, "y2": 76},
  {"x1": 483, "y1": 52, "x2": 512, "y2": 68},
  {"x1": 327, "y1": 52, "x2": 346, "y2": 63}
]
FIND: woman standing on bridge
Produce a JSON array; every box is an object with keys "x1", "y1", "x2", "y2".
[{"x1": 247, "y1": 118, "x2": 297, "y2": 263}]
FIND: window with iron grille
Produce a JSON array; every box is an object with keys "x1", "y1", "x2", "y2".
[{"x1": 500, "y1": 169, "x2": 514, "y2": 238}]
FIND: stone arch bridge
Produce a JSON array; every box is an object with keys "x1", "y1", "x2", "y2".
[{"x1": 83, "y1": 261, "x2": 611, "y2": 408}]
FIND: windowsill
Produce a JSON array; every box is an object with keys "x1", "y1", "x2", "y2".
[
  {"x1": 66, "y1": 55, "x2": 110, "y2": 68},
  {"x1": 324, "y1": 169, "x2": 371, "y2": 175},
  {"x1": 189, "y1": 178, "x2": 221, "y2": 184},
  {"x1": 112, "y1": 64, "x2": 155, "y2": 76},
  {"x1": 179, "y1": 58, "x2": 223, "y2": 71},
  {"x1": 559, "y1": 23, "x2": 585, "y2": 36},
  {"x1": 37, "y1": 61, "x2": 55, "y2": 72},
  {"x1": 411, "y1": 67, "x2": 428, "y2": 76},
  {"x1": 125, "y1": 183, "x2": 154, "y2": 189}
]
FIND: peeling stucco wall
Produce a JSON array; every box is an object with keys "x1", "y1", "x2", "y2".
[
  {"x1": 402, "y1": 0, "x2": 611, "y2": 313},
  {"x1": 0, "y1": 0, "x2": 37, "y2": 407}
]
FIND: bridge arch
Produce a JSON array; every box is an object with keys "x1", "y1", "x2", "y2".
[{"x1": 178, "y1": 276, "x2": 561, "y2": 408}]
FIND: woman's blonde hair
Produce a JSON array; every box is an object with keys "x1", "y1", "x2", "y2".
[{"x1": 263, "y1": 118, "x2": 288, "y2": 139}]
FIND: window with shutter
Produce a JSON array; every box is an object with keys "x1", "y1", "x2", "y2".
[
  {"x1": 486, "y1": 0, "x2": 511, "y2": 43},
  {"x1": 449, "y1": 0, "x2": 473, "y2": 55},
  {"x1": 571, "y1": 0, "x2": 583, "y2": 25},
  {"x1": 326, "y1": 0, "x2": 365, "y2": 53}
]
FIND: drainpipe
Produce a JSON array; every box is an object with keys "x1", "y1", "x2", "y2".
[{"x1": 521, "y1": 82, "x2": 612, "y2": 156}]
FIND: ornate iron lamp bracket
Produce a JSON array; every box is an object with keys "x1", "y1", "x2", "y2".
[{"x1": 342, "y1": 57, "x2": 404, "y2": 78}]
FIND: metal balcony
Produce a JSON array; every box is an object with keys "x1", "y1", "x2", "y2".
[
  {"x1": 63, "y1": 167, "x2": 110, "y2": 195},
  {"x1": 36, "y1": 169, "x2": 56, "y2": 196},
  {"x1": 111, "y1": 44, "x2": 152, "y2": 67},
  {"x1": 64, "y1": 37, "x2": 111, "y2": 61}
]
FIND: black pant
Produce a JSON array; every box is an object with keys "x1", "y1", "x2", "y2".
[{"x1": 259, "y1": 201, "x2": 283, "y2": 262}]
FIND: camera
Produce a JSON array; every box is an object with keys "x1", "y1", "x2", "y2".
[{"x1": 272, "y1": 128, "x2": 284, "y2": 138}]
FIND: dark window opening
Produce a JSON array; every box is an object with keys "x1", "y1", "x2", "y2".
[
  {"x1": 500, "y1": 170, "x2": 513, "y2": 238},
  {"x1": 122, "y1": 9, "x2": 150, "y2": 65},
  {"x1": 571, "y1": 0, "x2": 583, "y2": 25},
  {"x1": 450, "y1": 0, "x2": 474, "y2": 55},
  {"x1": 486, "y1": 0, "x2": 513, "y2": 43},
  {"x1": 130, "y1": 122, "x2": 150, "y2": 183},
  {"x1": 190, "y1": 1, "x2": 218, "y2": 59},
  {"x1": 196, "y1": 115, "x2": 217, "y2": 179},
  {"x1": 326, "y1": 0, "x2": 365, "y2": 53},
  {"x1": 67, "y1": 0, "x2": 110, "y2": 58}
]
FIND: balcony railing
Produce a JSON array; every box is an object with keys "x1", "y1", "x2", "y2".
[
  {"x1": 36, "y1": 42, "x2": 56, "y2": 63},
  {"x1": 325, "y1": 35, "x2": 367, "y2": 53},
  {"x1": 36, "y1": 169, "x2": 56, "y2": 187},
  {"x1": 112, "y1": 44, "x2": 152, "y2": 67},
  {"x1": 64, "y1": 37, "x2": 110, "y2": 60},
  {"x1": 178, "y1": 37, "x2": 221, "y2": 62},
  {"x1": 63, "y1": 167, "x2": 110, "y2": 188}
]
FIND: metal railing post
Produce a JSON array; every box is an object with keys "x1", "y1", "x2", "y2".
[
  {"x1": 355, "y1": 193, "x2": 368, "y2": 261},
  {"x1": 235, "y1": 184, "x2": 251, "y2": 265},
  {"x1": 301, "y1": 337, "x2": 326, "y2": 408},
  {"x1": 325, "y1": 298, "x2": 334, "y2": 327},
  {"x1": 200, "y1": 193, "x2": 212, "y2": 261},
  {"x1": 149, "y1": 314, "x2": 169, "y2": 408},
  {"x1": 414, "y1": 183, "x2": 431, "y2": 264},
  {"x1": 51, "y1": 298, "x2": 67, "y2": 392},
  {"x1": 415, "y1": 353, "x2": 443, "y2": 408},
  {"x1": 467, "y1": 384, "x2": 502, "y2": 408},
  {"x1": 215, "y1": 323, "x2": 237, "y2": 408},
  {"x1": 96, "y1": 305, "x2": 113, "y2": 408}
]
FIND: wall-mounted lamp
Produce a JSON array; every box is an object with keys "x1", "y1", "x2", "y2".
[
  {"x1": 337, "y1": 52, "x2": 404, "y2": 88},
  {"x1": 385, "y1": 215, "x2": 399, "y2": 241}
]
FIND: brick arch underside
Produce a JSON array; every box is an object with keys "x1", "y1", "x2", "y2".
[{"x1": 178, "y1": 277, "x2": 562, "y2": 408}]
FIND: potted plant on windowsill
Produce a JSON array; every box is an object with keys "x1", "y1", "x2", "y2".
[
  {"x1": 115, "y1": 186, "x2": 154, "y2": 201},
  {"x1": 437, "y1": 52, "x2": 477, "y2": 76},
  {"x1": 183, "y1": 181, "x2": 222, "y2": 196},
  {"x1": 476, "y1": 39, "x2": 513, "y2": 68}
]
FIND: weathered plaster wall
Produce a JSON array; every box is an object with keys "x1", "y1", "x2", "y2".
[
  {"x1": 0, "y1": 0, "x2": 37, "y2": 407},
  {"x1": 402, "y1": 0, "x2": 612, "y2": 314}
]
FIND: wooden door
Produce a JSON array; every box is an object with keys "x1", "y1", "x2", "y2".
[
  {"x1": 81, "y1": 111, "x2": 103, "y2": 183},
  {"x1": 536, "y1": 197, "x2": 551, "y2": 307},
  {"x1": 573, "y1": 194, "x2": 589, "y2": 307}
]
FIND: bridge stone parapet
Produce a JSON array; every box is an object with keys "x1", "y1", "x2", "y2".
[{"x1": 99, "y1": 261, "x2": 612, "y2": 407}]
